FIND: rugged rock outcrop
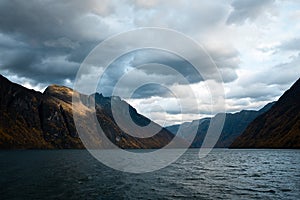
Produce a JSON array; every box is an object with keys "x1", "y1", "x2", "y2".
[
  {"x1": 230, "y1": 78, "x2": 300, "y2": 148},
  {"x1": 0, "y1": 75, "x2": 177, "y2": 149}
]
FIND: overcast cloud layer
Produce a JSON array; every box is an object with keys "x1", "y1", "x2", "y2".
[{"x1": 0, "y1": 0, "x2": 300, "y2": 125}]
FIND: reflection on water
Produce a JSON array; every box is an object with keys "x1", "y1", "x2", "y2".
[{"x1": 1, "y1": 149, "x2": 300, "y2": 199}]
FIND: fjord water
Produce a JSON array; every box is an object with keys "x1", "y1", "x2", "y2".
[{"x1": 1, "y1": 149, "x2": 300, "y2": 200}]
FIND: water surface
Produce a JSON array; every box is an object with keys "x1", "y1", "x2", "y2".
[{"x1": 1, "y1": 149, "x2": 300, "y2": 199}]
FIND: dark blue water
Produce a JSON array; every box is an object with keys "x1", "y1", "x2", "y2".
[{"x1": 1, "y1": 149, "x2": 300, "y2": 200}]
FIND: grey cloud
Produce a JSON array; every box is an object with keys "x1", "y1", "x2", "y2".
[
  {"x1": 44, "y1": 37, "x2": 80, "y2": 49},
  {"x1": 218, "y1": 68, "x2": 238, "y2": 83},
  {"x1": 278, "y1": 38, "x2": 300, "y2": 51},
  {"x1": 253, "y1": 54, "x2": 300, "y2": 87},
  {"x1": 267, "y1": 54, "x2": 300, "y2": 85},
  {"x1": 133, "y1": 1, "x2": 228, "y2": 34},
  {"x1": 66, "y1": 42, "x2": 96, "y2": 63},
  {"x1": 130, "y1": 50, "x2": 203, "y2": 83},
  {"x1": 131, "y1": 84, "x2": 173, "y2": 99},
  {"x1": 0, "y1": 0, "x2": 115, "y2": 86},
  {"x1": 226, "y1": 83, "x2": 282, "y2": 100},
  {"x1": 0, "y1": 33, "x2": 27, "y2": 49},
  {"x1": 0, "y1": 0, "x2": 240, "y2": 99},
  {"x1": 0, "y1": 1, "x2": 138, "y2": 88},
  {"x1": 226, "y1": 0, "x2": 275, "y2": 25},
  {"x1": 0, "y1": 34, "x2": 82, "y2": 85},
  {"x1": 0, "y1": 0, "x2": 114, "y2": 42},
  {"x1": 95, "y1": 47, "x2": 239, "y2": 99},
  {"x1": 226, "y1": 53, "x2": 300, "y2": 102}
]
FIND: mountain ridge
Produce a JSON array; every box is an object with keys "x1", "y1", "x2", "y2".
[
  {"x1": 230, "y1": 78, "x2": 300, "y2": 148},
  {"x1": 166, "y1": 102, "x2": 275, "y2": 148},
  {"x1": 0, "y1": 74, "x2": 178, "y2": 149}
]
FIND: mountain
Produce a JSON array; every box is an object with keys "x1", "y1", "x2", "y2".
[
  {"x1": 0, "y1": 74, "x2": 178, "y2": 149},
  {"x1": 166, "y1": 118, "x2": 210, "y2": 147},
  {"x1": 166, "y1": 102, "x2": 275, "y2": 148},
  {"x1": 230, "y1": 78, "x2": 300, "y2": 148}
]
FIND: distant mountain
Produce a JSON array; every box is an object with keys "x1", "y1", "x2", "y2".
[
  {"x1": 166, "y1": 102, "x2": 275, "y2": 148},
  {"x1": 166, "y1": 118, "x2": 209, "y2": 147},
  {"x1": 230, "y1": 78, "x2": 300, "y2": 148},
  {"x1": 0, "y1": 74, "x2": 178, "y2": 149}
]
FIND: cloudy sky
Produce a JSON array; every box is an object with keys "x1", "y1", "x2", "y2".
[{"x1": 0, "y1": 0, "x2": 300, "y2": 126}]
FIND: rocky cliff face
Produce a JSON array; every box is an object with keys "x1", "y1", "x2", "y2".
[
  {"x1": 230, "y1": 78, "x2": 300, "y2": 148},
  {"x1": 166, "y1": 103, "x2": 274, "y2": 148},
  {"x1": 0, "y1": 75, "x2": 177, "y2": 149}
]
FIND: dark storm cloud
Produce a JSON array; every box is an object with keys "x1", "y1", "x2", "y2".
[
  {"x1": 226, "y1": 0, "x2": 275, "y2": 25},
  {"x1": 131, "y1": 84, "x2": 173, "y2": 99},
  {"x1": 0, "y1": 0, "x2": 114, "y2": 86},
  {"x1": 131, "y1": 48, "x2": 240, "y2": 84},
  {"x1": 0, "y1": 35, "x2": 87, "y2": 85},
  {"x1": 0, "y1": 0, "x2": 240, "y2": 96},
  {"x1": 130, "y1": 50, "x2": 203, "y2": 83},
  {"x1": 0, "y1": 0, "x2": 113, "y2": 41},
  {"x1": 66, "y1": 42, "x2": 96, "y2": 63},
  {"x1": 95, "y1": 48, "x2": 239, "y2": 99}
]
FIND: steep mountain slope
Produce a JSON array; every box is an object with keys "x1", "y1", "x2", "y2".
[
  {"x1": 166, "y1": 103, "x2": 274, "y2": 148},
  {"x1": 0, "y1": 75, "x2": 177, "y2": 149},
  {"x1": 230, "y1": 78, "x2": 300, "y2": 148}
]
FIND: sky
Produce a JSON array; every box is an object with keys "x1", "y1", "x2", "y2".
[{"x1": 0, "y1": 0, "x2": 300, "y2": 126}]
